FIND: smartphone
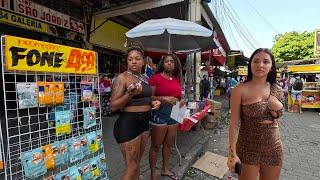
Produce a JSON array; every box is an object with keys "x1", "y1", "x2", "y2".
[{"x1": 235, "y1": 162, "x2": 241, "y2": 175}]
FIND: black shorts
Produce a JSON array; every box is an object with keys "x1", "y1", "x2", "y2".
[{"x1": 114, "y1": 111, "x2": 151, "y2": 144}]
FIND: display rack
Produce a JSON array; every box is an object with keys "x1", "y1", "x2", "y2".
[{"x1": 1, "y1": 35, "x2": 109, "y2": 180}]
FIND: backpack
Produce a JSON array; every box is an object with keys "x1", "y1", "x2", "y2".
[{"x1": 293, "y1": 79, "x2": 303, "y2": 91}]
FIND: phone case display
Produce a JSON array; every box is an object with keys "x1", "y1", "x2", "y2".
[
  {"x1": 21, "y1": 148, "x2": 47, "y2": 178},
  {"x1": 16, "y1": 83, "x2": 38, "y2": 108},
  {"x1": 55, "y1": 110, "x2": 72, "y2": 137},
  {"x1": 98, "y1": 153, "x2": 108, "y2": 175},
  {"x1": 38, "y1": 82, "x2": 65, "y2": 105},
  {"x1": 83, "y1": 107, "x2": 97, "y2": 129},
  {"x1": 51, "y1": 140, "x2": 69, "y2": 166},
  {"x1": 1, "y1": 36, "x2": 108, "y2": 180},
  {"x1": 81, "y1": 82, "x2": 93, "y2": 101}
]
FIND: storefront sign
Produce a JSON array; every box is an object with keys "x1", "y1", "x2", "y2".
[
  {"x1": 14, "y1": 0, "x2": 85, "y2": 34},
  {"x1": 3, "y1": 35, "x2": 96, "y2": 74},
  {"x1": 0, "y1": 8, "x2": 48, "y2": 33},
  {"x1": 237, "y1": 66, "x2": 247, "y2": 76},
  {"x1": 302, "y1": 92, "x2": 320, "y2": 109},
  {"x1": 287, "y1": 64, "x2": 320, "y2": 73},
  {"x1": 0, "y1": 0, "x2": 9, "y2": 9}
]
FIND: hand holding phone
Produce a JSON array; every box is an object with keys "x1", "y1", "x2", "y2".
[{"x1": 235, "y1": 162, "x2": 241, "y2": 175}]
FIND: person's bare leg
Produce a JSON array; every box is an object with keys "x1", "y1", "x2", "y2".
[
  {"x1": 149, "y1": 125, "x2": 168, "y2": 180},
  {"x1": 259, "y1": 164, "x2": 282, "y2": 180},
  {"x1": 137, "y1": 131, "x2": 149, "y2": 179},
  {"x1": 238, "y1": 163, "x2": 260, "y2": 180},
  {"x1": 161, "y1": 124, "x2": 178, "y2": 179},
  {"x1": 119, "y1": 136, "x2": 142, "y2": 180}
]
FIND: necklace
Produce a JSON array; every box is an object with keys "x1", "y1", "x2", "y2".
[
  {"x1": 126, "y1": 71, "x2": 148, "y2": 84},
  {"x1": 162, "y1": 72, "x2": 173, "y2": 80}
]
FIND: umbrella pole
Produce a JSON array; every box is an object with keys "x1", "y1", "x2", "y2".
[{"x1": 168, "y1": 33, "x2": 171, "y2": 54}]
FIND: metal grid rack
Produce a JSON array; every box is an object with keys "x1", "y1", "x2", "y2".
[{"x1": 1, "y1": 38, "x2": 108, "y2": 180}]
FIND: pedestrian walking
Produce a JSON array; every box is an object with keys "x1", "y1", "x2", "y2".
[
  {"x1": 290, "y1": 76, "x2": 303, "y2": 113},
  {"x1": 148, "y1": 53, "x2": 184, "y2": 180},
  {"x1": 200, "y1": 74, "x2": 210, "y2": 101},
  {"x1": 110, "y1": 43, "x2": 161, "y2": 180},
  {"x1": 228, "y1": 48, "x2": 284, "y2": 180}
]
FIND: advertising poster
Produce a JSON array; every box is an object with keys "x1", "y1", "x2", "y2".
[{"x1": 3, "y1": 35, "x2": 97, "y2": 74}]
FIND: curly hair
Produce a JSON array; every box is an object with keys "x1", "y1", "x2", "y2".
[
  {"x1": 156, "y1": 53, "x2": 182, "y2": 79},
  {"x1": 125, "y1": 42, "x2": 145, "y2": 59},
  {"x1": 245, "y1": 48, "x2": 277, "y2": 85}
]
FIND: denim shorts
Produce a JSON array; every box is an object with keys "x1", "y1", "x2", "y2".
[
  {"x1": 291, "y1": 90, "x2": 302, "y2": 100},
  {"x1": 150, "y1": 104, "x2": 178, "y2": 126}
]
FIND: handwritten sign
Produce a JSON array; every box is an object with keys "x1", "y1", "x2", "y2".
[
  {"x1": 14, "y1": 0, "x2": 85, "y2": 33},
  {"x1": 3, "y1": 35, "x2": 97, "y2": 74}
]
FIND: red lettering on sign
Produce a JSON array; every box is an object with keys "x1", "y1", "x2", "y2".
[
  {"x1": 18, "y1": 4, "x2": 24, "y2": 13},
  {"x1": 65, "y1": 49, "x2": 95, "y2": 73}
]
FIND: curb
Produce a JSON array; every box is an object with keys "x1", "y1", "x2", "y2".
[{"x1": 172, "y1": 133, "x2": 210, "y2": 180}]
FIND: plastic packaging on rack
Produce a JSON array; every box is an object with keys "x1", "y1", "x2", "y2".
[
  {"x1": 51, "y1": 140, "x2": 69, "y2": 166},
  {"x1": 79, "y1": 134, "x2": 89, "y2": 157},
  {"x1": 41, "y1": 144, "x2": 55, "y2": 170},
  {"x1": 87, "y1": 131, "x2": 99, "y2": 154},
  {"x1": 55, "y1": 169, "x2": 70, "y2": 180},
  {"x1": 55, "y1": 110, "x2": 72, "y2": 137},
  {"x1": 68, "y1": 136, "x2": 85, "y2": 163},
  {"x1": 79, "y1": 160, "x2": 92, "y2": 179},
  {"x1": 91, "y1": 157, "x2": 101, "y2": 179},
  {"x1": 83, "y1": 107, "x2": 97, "y2": 129},
  {"x1": 21, "y1": 148, "x2": 47, "y2": 179},
  {"x1": 69, "y1": 165, "x2": 82, "y2": 180},
  {"x1": 98, "y1": 153, "x2": 108, "y2": 174},
  {"x1": 96, "y1": 129, "x2": 103, "y2": 150}
]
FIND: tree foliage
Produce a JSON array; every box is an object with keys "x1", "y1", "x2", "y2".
[{"x1": 271, "y1": 31, "x2": 314, "y2": 62}]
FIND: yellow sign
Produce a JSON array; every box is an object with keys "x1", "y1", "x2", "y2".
[
  {"x1": 3, "y1": 35, "x2": 97, "y2": 74},
  {"x1": 287, "y1": 64, "x2": 320, "y2": 73},
  {"x1": 0, "y1": 8, "x2": 48, "y2": 33},
  {"x1": 90, "y1": 20, "x2": 129, "y2": 51},
  {"x1": 237, "y1": 66, "x2": 248, "y2": 75}
]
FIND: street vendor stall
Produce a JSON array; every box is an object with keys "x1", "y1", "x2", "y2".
[{"x1": 287, "y1": 64, "x2": 320, "y2": 110}]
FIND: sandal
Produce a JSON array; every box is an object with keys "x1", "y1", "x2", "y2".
[{"x1": 161, "y1": 172, "x2": 178, "y2": 180}]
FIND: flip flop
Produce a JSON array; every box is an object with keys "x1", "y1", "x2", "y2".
[{"x1": 161, "y1": 172, "x2": 178, "y2": 180}]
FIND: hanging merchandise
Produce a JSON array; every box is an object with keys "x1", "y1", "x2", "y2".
[
  {"x1": 83, "y1": 107, "x2": 97, "y2": 129},
  {"x1": 69, "y1": 166, "x2": 82, "y2": 180},
  {"x1": 51, "y1": 140, "x2": 69, "y2": 166},
  {"x1": 21, "y1": 148, "x2": 47, "y2": 178},
  {"x1": 16, "y1": 83, "x2": 38, "y2": 108},
  {"x1": 87, "y1": 131, "x2": 99, "y2": 153},
  {"x1": 41, "y1": 144, "x2": 55, "y2": 170},
  {"x1": 55, "y1": 110, "x2": 72, "y2": 137},
  {"x1": 54, "y1": 169, "x2": 70, "y2": 180},
  {"x1": 98, "y1": 153, "x2": 108, "y2": 174},
  {"x1": 68, "y1": 136, "x2": 85, "y2": 163},
  {"x1": 1, "y1": 35, "x2": 109, "y2": 180},
  {"x1": 79, "y1": 160, "x2": 92, "y2": 179},
  {"x1": 90, "y1": 158, "x2": 101, "y2": 179},
  {"x1": 81, "y1": 82, "x2": 93, "y2": 101}
]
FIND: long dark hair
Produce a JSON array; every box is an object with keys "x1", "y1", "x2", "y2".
[
  {"x1": 245, "y1": 48, "x2": 277, "y2": 85},
  {"x1": 156, "y1": 53, "x2": 182, "y2": 79}
]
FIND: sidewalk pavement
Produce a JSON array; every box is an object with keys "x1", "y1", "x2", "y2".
[{"x1": 102, "y1": 95, "x2": 230, "y2": 180}]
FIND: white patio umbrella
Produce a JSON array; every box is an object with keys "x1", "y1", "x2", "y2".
[{"x1": 125, "y1": 17, "x2": 217, "y2": 53}]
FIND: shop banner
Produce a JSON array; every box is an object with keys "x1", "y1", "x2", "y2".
[
  {"x1": 0, "y1": 0, "x2": 9, "y2": 9},
  {"x1": 14, "y1": 0, "x2": 85, "y2": 34},
  {"x1": 0, "y1": 8, "x2": 48, "y2": 33},
  {"x1": 237, "y1": 66, "x2": 248, "y2": 76},
  {"x1": 314, "y1": 29, "x2": 320, "y2": 56},
  {"x1": 3, "y1": 35, "x2": 97, "y2": 74},
  {"x1": 287, "y1": 64, "x2": 320, "y2": 73}
]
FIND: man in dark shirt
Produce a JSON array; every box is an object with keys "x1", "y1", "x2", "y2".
[{"x1": 200, "y1": 75, "x2": 210, "y2": 101}]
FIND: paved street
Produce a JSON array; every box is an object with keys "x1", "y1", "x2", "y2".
[{"x1": 182, "y1": 98, "x2": 320, "y2": 180}]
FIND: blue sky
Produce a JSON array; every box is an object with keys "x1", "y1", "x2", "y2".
[{"x1": 210, "y1": 0, "x2": 320, "y2": 57}]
